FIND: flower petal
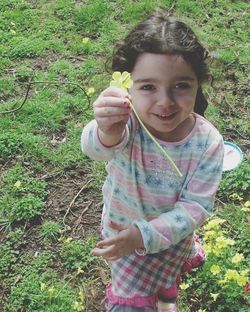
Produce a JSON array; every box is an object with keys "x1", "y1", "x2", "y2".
[{"x1": 112, "y1": 71, "x2": 122, "y2": 81}]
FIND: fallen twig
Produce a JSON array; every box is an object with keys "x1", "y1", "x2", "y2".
[
  {"x1": 0, "y1": 79, "x2": 91, "y2": 115},
  {"x1": 63, "y1": 179, "x2": 94, "y2": 227}
]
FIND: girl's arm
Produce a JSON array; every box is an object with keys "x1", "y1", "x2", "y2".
[
  {"x1": 133, "y1": 135, "x2": 224, "y2": 254},
  {"x1": 81, "y1": 86, "x2": 131, "y2": 160},
  {"x1": 81, "y1": 119, "x2": 130, "y2": 161}
]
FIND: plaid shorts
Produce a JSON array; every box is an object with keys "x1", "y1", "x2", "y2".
[{"x1": 106, "y1": 235, "x2": 193, "y2": 308}]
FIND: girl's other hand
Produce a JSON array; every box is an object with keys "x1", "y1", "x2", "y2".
[
  {"x1": 92, "y1": 221, "x2": 144, "y2": 261},
  {"x1": 93, "y1": 87, "x2": 131, "y2": 138}
]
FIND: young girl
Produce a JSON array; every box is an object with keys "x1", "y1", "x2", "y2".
[{"x1": 81, "y1": 9, "x2": 224, "y2": 312}]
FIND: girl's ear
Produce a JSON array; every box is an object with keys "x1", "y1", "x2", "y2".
[{"x1": 194, "y1": 87, "x2": 208, "y2": 117}]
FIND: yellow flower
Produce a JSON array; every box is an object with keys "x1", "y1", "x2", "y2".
[
  {"x1": 203, "y1": 243, "x2": 212, "y2": 254},
  {"x1": 198, "y1": 309, "x2": 206, "y2": 312},
  {"x1": 213, "y1": 247, "x2": 223, "y2": 257},
  {"x1": 229, "y1": 193, "x2": 243, "y2": 201},
  {"x1": 244, "y1": 200, "x2": 250, "y2": 208},
  {"x1": 110, "y1": 71, "x2": 133, "y2": 92},
  {"x1": 65, "y1": 237, "x2": 73, "y2": 243},
  {"x1": 223, "y1": 270, "x2": 249, "y2": 286},
  {"x1": 48, "y1": 287, "x2": 55, "y2": 298},
  {"x1": 240, "y1": 269, "x2": 249, "y2": 276},
  {"x1": 215, "y1": 236, "x2": 235, "y2": 249},
  {"x1": 203, "y1": 218, "x2": 226, "y2": 231},
  {"x1": 73, "y1": 301, "x2": 84, "y2": 311},
  {"x1": 82, "y1": 37, "x2": 90, "y2": 44},
  {"x1": 78, "y1": 290, "x2": 85, "y2": 303},
  {"x1": 241, "y1": 207, "x2": 250, "y2": 212},
  {"x1": 179, "y1": 282, "x2": 189, "y2": 290},
  {"x1": 87, "y1": 87, "x2": 95, "y2": 96},
  {"x1": 14, "y1": 180, "x2": 21, "y2": 188},
  {"x1": 210, "y1": 293, "x2": 219, "y2": 301},
  {"x1": 218, "y1": 279, "x2": 227, "y2": 285},
  {"x1": 203, "y1": 230, "x2": 216, "y2": 241},
  {"x1": 232, "y1": 253, "x2": 244, "y2": 264},
  {"x1": 40, "y1": 282, "x2": 46, "y2": 291},
  {"x1": 210, "y1": 264, "x2": 221, "y2": 275},
  {"x1": 224, "y1": 269, "x2": 239, "y2": 281},
  {"x1": 76, "y1": 267, "x2": 84, "y2": 275},
  {"x1": 235, "y1": 275, "x2": 248, "y2": 287}
]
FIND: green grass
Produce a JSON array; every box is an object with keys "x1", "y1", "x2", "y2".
[{"x1": 0, "y1": 0, "x2": 249, "y2": 311}]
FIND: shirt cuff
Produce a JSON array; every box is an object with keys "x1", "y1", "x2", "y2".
[
  {"x1": 132, "y1": 219, "x2": 153, "y2": 255},
  {"x1": 95, "y1": 125, "x2": 129, "y2": 150}
]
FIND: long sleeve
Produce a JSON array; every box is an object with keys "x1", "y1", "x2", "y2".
[
  {"x1": 81, "y1": 120, "x2": 129, "y2": 161},
  {"x1": 133, "y1": 134, "x2": 224, "y2": 254}
]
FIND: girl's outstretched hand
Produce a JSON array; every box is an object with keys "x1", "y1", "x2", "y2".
[
  {"x1": 93, "y1": 87, "x2": 131, "y2": 145},
  {"x1": 92, "y1": 221, "x2": 144, "y2": 261}
]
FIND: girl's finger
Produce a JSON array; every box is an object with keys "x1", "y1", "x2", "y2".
[
  {"x1": 94, "y1": 106, "x2": 131, "y2": 117},
  {"x1": 108, "y1": 221, "x2": 128, "y2": 232},
  {"x1": 95, "y1": 96, "x2": 130, "y2": 108},
  {"x1": 95, "y1": 236, "x2": 121, "y2": 248},
  {"x1": 95, "y1": 115, "x2": 130, "y2": 127}
]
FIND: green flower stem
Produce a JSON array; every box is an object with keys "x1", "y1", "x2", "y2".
[{"x1": 129, "y1": 101, "x2": 183, "y2": 177}]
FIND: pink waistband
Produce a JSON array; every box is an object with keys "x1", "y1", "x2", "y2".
[{"x1": 106, "y1": 283, "x2": 157, "y2": 308}]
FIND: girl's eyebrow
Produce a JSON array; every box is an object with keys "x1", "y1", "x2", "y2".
[{"x1": 134, "y1": 76, "x2": 196, "y2": 83}]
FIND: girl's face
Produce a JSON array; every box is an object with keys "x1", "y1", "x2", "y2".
[{"x1": 129, "y1": 53, "x2": 199, "y2": 142}]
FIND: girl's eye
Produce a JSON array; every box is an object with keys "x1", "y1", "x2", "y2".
[
  {"x1": 175, "y1": 83, "x2": 191, "y2": 90},
  {"x1": 140, "y1": 84, "x2": 155, "y2": 91}
]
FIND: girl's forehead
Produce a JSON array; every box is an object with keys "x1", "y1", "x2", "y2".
[{"x1": 132, "y1": 53, "x2": 197, "y2": 80}]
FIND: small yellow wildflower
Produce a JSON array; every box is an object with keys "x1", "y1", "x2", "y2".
[
  {"x1": 198, "y1": 309, "x2": 206, "y2": 312},
  {"x1": 213, "y1": 247, "x2": 223, "y2": 257},
  {"x1": 179, "y1": 282, "x2": 189, "y2": 290},
  {"x1": 210, "y1": 293, "x2": 219, "y2": 301},
  {"x1": 58, "y1": 237, "x2": 73, "y2": 243},
  {"x1": 48, "y1": 287, "x2": 55, "y2": 298},
  {"x1": 203, "y1": 230, "x2": 216, "y2": 241},
  {"x1": 87, "y1": 87, "x2": 95, "y2": 96},
  {"x1": 210, "y1": 264, "x2": 221, "y2": 275},
  {"x1": 218, "y1": 279, "x2": 227, "y2": 286},
  {"x1": 231, "y1": 253, "x2": 244, "y2": 264},
  {"x1": 203, "y1": 218, "x2": 226, "y2": 231},
  {"x1": 78, "y1": 290, "x2": 85, "y2": 302},
  {"x1": 82, "y1": 37, "x2": 90, "y2": 44},
  {"x1": 241, "y1": 207, "x2": 250, "y2": 212},
  {"x1": 224, "y1": 269, "x2": 239, "y2": 281},
  {"x1": 203, "y1": 243, "x2": 212, "y2": 254},
  {"x1": 244, "y1": 200, "x2": 250, "y2": 208},
  {"x1": 229, "y1": 193, "x2": 243, "y2": 201},
  {"x1": 235, "y1": 275, "x2": 248, "y2": 287},
  {"x1": 240, "y1": 269, "x2": 249, "y2": 276},
  {"x1": 40, "y1": 282, "x2": 46, "y2": 291},
  {"x1": 215, "y1": 236, "x2": 235, "y2": 249},
  {"x1": 73, "y1": 301, "x2": 84, "y2": 311},
  {"x1": 14, "y1": 180, "x2": 21, "y2": 188},
  {"x1": 110, "y1": 71, "x2": 133, "y2": 92},
  {"x1": 76, "y1": 267, "x2": 84, "y2": 275}
]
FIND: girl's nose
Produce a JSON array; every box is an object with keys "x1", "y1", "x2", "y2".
[{"x1": 157, "y1": 90, "x2": 175, "y2": 107}]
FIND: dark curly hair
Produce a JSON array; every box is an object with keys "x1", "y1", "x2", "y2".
[{"x1": 110, "y1": 9, "x2": 210, "y2": 116}]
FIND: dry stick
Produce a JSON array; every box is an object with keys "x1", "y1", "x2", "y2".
[
  {"x1": 62, "y1": 179, "x2": 94, "y2": 227},
  {"x1": 129, "y1": 102, "x2": 183, "y2": 177},
  {"x1": 74, "y1": 201, "x2": 93, "y2": 232},
  {"x1": 0, "y1": 80, "x2": 91, "y2": 115}
]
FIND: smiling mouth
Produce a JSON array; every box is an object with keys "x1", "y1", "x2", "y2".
[{"x1": 154, "y1": 112, "x2": 177, "y2": 120}]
